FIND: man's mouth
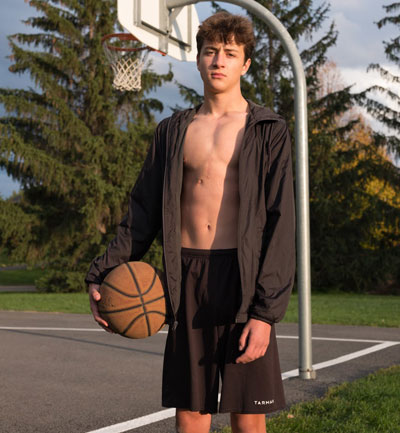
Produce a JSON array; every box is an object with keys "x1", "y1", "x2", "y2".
[{"x1": 211, "y1": 72, "x2": 226, "y2": 78}]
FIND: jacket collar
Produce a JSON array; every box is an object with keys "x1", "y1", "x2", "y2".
[
  {"x1": 246, "y1": 99, "x2": 282, "y2": 123},
  {"x1": 169, "y1": 99, "x2": 281, "y2": 127}
]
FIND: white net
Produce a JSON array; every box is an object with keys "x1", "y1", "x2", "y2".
[
  {"x1": 110, "y1": 56, "x2": 146, "y2": 91},
  {"x1": 103, "y1": 36, "x2": 151, "y2": 92}
]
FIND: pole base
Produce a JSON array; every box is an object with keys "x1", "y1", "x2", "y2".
[{"x1": 299, "y1": 369, "x2": 317, "y2": 380}]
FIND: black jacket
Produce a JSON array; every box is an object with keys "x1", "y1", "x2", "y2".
[{"x1": 86, "y1": 100, "x2": 296, "y2": 327}]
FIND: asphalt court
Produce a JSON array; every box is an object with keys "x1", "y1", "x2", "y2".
[{"x1": 0, "y1": 311, "x2": 399, "y2": 433}]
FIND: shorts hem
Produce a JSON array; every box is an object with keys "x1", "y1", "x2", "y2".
[
  {"x1": 162, "y1": 402, "x2": 218, "y2": 414},
  {"x1": 218, "y1": 404, "x2": 286, "y2": 414}
]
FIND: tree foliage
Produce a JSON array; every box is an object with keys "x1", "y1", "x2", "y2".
[{"x1": 0, "y1": 0, "x2": 172, "y2": 291}]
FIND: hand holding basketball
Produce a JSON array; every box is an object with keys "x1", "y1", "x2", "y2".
[{"x1": 88, "y1": 283, "x2": 114, "y2": 333}]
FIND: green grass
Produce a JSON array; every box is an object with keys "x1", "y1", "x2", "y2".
[
  {"x1": 213, "y1": 365, "x2": 400, "y2": 433},
  {"x1": 0, "y1": 291, "x2": 399, "y2": 326},
  {"x1": 282, "y1": 292, "x2": 400, "y2": 327},
  {"x1": 0, "y1": 268, "x2": 46, "y2": 285},
  {"x1": 0, "y1": 292, "x2": 90, "y2": 314}
]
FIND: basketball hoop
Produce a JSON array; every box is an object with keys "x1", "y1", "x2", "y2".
[{"x1": 101, "y1": 33, "x2": 165, "y2": 92}]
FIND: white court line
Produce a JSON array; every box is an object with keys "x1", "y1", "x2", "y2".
[
  {"x1": 85, "y1": 340, "x2": 399, "y2": 433},
  {"x1": 281, "y1": 341, "x2": 399, "y2": 379},
  {"x1": 0, "y1": 326, "x2": 104, "y2": 332},
  {"x1": 277, "y1": 335, "x2": 400, "y2": 344},
  {"x1": 86, "y1": 409, "x2": 176, "y2": 433},
  {"x1": 1, "y1": 327, "x2": 399, "y2": 345}
]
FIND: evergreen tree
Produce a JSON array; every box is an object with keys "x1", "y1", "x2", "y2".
[
  {"x1": 356, "y1": 2, "x2": 400, "y2": 160},
  {"x1": 0, "y1": 0, "x2": 172, "y2": 291}
]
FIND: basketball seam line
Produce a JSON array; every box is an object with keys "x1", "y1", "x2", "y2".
[
  {"x1": 125, "y1": 263, "x2": 152, "y2": 337},
  {"x1": 121, "y1": 310, "x2": 166, "y2": 336},
  {"x1": 101, "y1": 280, "x2": 141, "y2": 298},
  {"x1": 102, "y1": 268, "x2": 157, "y2": 298},
  {"x1": 98, "y1": 295, "x2": 165, "y2": 315}
]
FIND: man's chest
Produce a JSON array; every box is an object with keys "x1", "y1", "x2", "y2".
[{"x1": 182, "y1": 115, "x2": 246, "y2": 172}]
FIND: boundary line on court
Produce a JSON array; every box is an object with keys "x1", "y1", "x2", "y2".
[
  {"x1": 1, "y1": 327, "x2": 399, "y2": 346},
  {"x1": 0, "y1": 326, "x2": 104, "y2": 332}
]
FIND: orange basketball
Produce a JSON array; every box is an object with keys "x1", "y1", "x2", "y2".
[{"x1": 98, "y1": 261, "x2": 166, "y2": 339}]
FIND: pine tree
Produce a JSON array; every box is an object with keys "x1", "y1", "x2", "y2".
[
  {"x1": 356, "y1": 2, "x2": 400, "y2": 160},
  {"x1": 0, "y1": 0, "x2": 172, "y2": 291}
]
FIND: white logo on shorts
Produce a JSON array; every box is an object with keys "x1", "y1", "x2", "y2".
[{"x1": 254, "y1": 399, "x2": 274, "y2": 405}]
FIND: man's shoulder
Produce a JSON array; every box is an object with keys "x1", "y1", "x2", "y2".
[{"x1": 247, "y1": 100, "x2": 286, "y2": 124}]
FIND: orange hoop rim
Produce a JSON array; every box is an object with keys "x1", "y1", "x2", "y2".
[{"x1": 101, "y1": 33, "x2": 166, "y2": 56}]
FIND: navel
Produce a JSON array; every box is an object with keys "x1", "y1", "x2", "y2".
[
  {"x1": 206, "y1": 223, "x2": 211, "y2": 230},
  {"x1": 197, "y1": 178, "x2": 204, "y2": 184}
]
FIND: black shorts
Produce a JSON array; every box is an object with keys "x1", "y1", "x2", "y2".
[{"x1": 162, "y1": 247, "x2": 285, "y2": 414}]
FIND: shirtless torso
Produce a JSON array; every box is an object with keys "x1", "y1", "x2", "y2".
[{"x1": 180, "y1": 108, "x2": 248, "y2": 249}]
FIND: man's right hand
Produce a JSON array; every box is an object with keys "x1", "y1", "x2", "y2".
[{"x1": 88, "y1": 283, "x2": 114, "y2": 333}]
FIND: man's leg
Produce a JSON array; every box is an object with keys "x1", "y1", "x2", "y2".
[
  {"x1": 176, "y1": 409, "x2": 212, "y2": 433},
  {"x1": 230, "y1": 413, "x2": 266, "y2": 433}
]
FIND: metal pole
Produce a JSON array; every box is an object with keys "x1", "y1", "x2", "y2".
[{"x1": 166, "y1": 0, "x2": 315, "y2": 380}]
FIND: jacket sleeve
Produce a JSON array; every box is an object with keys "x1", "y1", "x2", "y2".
[
  {"x1": 248, "y1": 119, "x2": 296, "y2": 324},
  {"x1": 84, "y1": 119, "x2": 167, "y2": 286}
]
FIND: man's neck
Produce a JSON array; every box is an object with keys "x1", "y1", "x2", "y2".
[{"x1": 200, "y1": 89, "x2": 248, "y2": 117}]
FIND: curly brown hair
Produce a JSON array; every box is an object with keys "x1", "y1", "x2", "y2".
[{"x1": 196, "y1": 12, "x2": 255, "y2": 62}]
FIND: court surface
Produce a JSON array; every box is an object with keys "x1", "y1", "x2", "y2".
[{"x1": 1, "y1": 310, "x2": 399, "y2": 433}]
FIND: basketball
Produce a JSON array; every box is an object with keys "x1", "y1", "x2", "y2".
[{"x1": 98, "y1": 261, "x2": 166, "y2": 339}]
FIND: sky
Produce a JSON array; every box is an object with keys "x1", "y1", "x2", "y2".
[{"x1": 0, "y1": 0, "x2": 397, "y2": 197}]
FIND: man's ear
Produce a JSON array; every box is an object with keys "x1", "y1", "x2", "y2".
[{"x1": 241, "y1": 58, "x2": 251, "y2": 76}]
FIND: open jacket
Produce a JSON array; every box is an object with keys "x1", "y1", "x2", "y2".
[{"x1": 85, "y1": 100, "x2": 296, "y2": 328}]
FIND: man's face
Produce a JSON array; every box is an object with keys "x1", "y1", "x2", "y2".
[{"x1": 197, "y1": 38, "x2": 251, "y2": 93}]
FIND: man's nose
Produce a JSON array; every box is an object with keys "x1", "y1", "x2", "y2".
[{"x1": 212, "y1": 52, "x2": 225, "y2": 67}]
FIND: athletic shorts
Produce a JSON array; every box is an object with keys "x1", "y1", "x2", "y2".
[{"x1": 161, "y1": 247, "x2": 285, "y2": 414}]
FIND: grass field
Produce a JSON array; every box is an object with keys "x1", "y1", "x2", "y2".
[
  {"x1": 284, "y1": 292, "x2": 400, "y2": 327},
  {"x1": 213, "y1": 365, "x2": 400, "y2": 433},
  {"x1": 0, "y1": 292, "x2": 90, "y2": 314},
  {"x1": 0, "y1": 291, "x2": 399, "y2": 327}
]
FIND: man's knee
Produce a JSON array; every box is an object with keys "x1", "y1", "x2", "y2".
[
  {"x1": 176, "y1": 409, "x2": 211, "y2": 433},
  {"x1": 230, "y1": 413, "x2": 267, "y2": 433}
]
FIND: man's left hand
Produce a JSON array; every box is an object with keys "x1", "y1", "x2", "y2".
[{"x1": 236, "y1": 318, "x2": 271, "y2": 364}]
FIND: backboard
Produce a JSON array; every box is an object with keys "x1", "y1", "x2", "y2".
[{"x1": 118, "y1": 0, "x2": 200, "y2": 62}]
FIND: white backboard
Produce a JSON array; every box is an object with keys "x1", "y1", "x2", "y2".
[{"x1": 118, "y1": 0, "x2": 200, "y2": 62}]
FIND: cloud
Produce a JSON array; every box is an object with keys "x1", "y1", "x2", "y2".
[{"x1": 328, "y1": 0, "x2": 364, "y2": 10}]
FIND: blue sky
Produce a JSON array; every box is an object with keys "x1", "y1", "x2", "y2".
[{"x1": 0, "y1": 0, "x2": 396, "y2": 197}]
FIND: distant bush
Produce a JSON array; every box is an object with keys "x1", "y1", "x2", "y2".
[{"x1": 36, "y1": 270, "x2": 87, "y2": 293}]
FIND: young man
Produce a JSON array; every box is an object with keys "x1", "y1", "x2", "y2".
[{"x1": 86, "y1": 12, "x2": 295, "y2": 433}]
